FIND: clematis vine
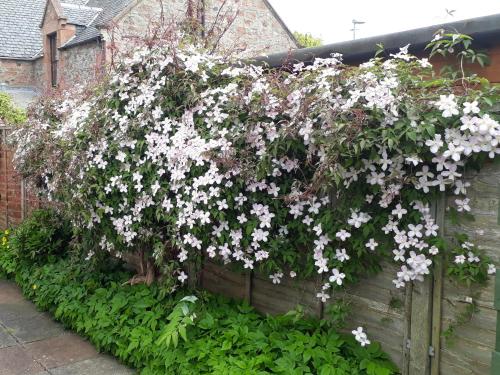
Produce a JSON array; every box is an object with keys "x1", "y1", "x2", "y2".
[{"x1": 11, "y1": 38, "x2": 500, "y2": 347}]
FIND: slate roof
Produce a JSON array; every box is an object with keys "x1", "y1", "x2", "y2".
[
  {"x1": 0, "y1": 0, "x2": 45, "y2": 59},
  {"x1": 60, "y1": 2, "x2": 102, "y2": 27},
  {"x1": 61, "y1": 0, "x2": 133, "y2": 49},
  {"x1": 1, "y1": 0, "x2": 295, "y2": 58}
]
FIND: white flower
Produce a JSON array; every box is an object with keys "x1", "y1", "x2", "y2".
[
  {"x1": 408, "y1": 224, "x2": 423, "y2": 238},
  {"x1": 393, "y1": 249, "x2": 405, "y2": 262},
  {"x1": 463, "y1": 101, "x2": 480, "y2": 115},
  {"x1": 352, "y1": 327, "x2": 371, "y2": 347},
  {"x1": 237, "y1": 213, "x2": 248, "y2": 224},
  {"x1": 316, "y1": 291, "x2": 330, "y2": 302},
  {"x1": 488, "y1": 264, "x2": 496, "y2": 275},
  {"x1": 467, "y1": 251, "x2": 480, "y2": 263},
  {"x1": 454, "y1": 255, "x2": 466, "y2": 264},
  {"x1": 435, "y1": 94, "x2": 459, "y2": 118},
  {"x1": 335, "y1": 229, "x2": 351, "y2": 241},
  {"x1": 217, "y1": 199, "x2": 229, "y2": 210},
  {"x1": 365, "y1": 238, "x2": 378, "y2": 251},
  {"x1": 429, "y1": 246, "x2": 439, "y2": 255},
  {"x1": 269, "y1": 272, "x2": 283, "y2": 284},
  {"x1": 178, "y1": 271, "x2": 188, "y2": 283},
  {"x1": 335, "y1": 248, "x2": 350, "y2": 262},
  {"x1": 329, "y1": 268, "x2": 346, "y2": 286},
  {"x1": 290, "y1": 271, "x2": 297, "y2": 278},
  {"x1": 455, "y1": 198, "x2": 471, "y2": 212},
  {"x1": 391, "y1": 204, "x2": 407, "y2": 219}
]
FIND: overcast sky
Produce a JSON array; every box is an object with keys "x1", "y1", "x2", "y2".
[{"x1": 267, "y1": 0, "x2": 500, "y2": 44}]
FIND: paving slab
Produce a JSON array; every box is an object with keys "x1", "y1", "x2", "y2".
[
  {"x1": 49, "y1": 356, "x2": 135, "y2": 375},
  {"x1": 0, "y1": 327, "x2": 16, "y2": 349},
  {"x1": 0, "y1": 346, "x2": 45, "y2": 375},
  {"x1": 25, "y1": 333, "x2": 99, "y2": 369},
  {"x1": 0, "y1": 302, "x2": 42, "y2": 324},
  {"x1": 0, "y1": 280, "x2": 135, "y2": 374},
  {"x1": 0, "y1": 281, "x2": 26, "y2": 304},
  {"x1": 3, "y1": 312, "x2": 66, "y2": 343}
]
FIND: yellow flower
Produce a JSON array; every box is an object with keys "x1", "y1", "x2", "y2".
[{"x1": 32, "y1": 284, "x2": 37, "y2": 290}]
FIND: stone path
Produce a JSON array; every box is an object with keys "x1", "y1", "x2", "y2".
[{"x1": 0, "y1": 280, "x2": 135, "y2": 375}]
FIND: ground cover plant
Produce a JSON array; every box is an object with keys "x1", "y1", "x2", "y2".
[
  {"x1": 9, "y1": 31, "x2": 500, "y2": 347},
  {"x1": 0, "y1": 218, "x2": 397, "y2": 375}
]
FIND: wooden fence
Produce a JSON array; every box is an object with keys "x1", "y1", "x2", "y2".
[
  {"x1": 201, "y1": 161, "x2": 500, "y2": 375},
  {"x1": 1, "y1": 127, "x2": 499, "y2": 375}
]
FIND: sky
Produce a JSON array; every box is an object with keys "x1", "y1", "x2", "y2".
[{"x1": 267, "y1": 0, "x2": 500, "y2": 44}]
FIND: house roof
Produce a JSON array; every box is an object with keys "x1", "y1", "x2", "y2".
[
  {"x1": 0, "y1": 0, "x2": 45, "y2": 59},
  {"x1": 0, "y1": 0, "x2": 296, "y2": 58},
  {"x1": 60, "y1": 0, "x2": 133, "y2": 48},
  {"x1": 60, "y1": 2, "x2": 103, "y2": 27},
  {"x1": 257, "y1": 13, "x2": 500, "y2": 67}
]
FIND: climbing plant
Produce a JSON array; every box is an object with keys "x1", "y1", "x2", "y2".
[{"x1": 11, "y1": 33, "x2": 500, "y2": 345}]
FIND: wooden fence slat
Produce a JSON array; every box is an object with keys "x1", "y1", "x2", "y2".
[{"x1": 430, "y1": 193, "x2": 445, "y2": 375}]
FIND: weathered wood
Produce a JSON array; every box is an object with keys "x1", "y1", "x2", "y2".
[
  {"x1": 251, "y1": 272, "x2": 321, "y2": 316},
  {"x1": 438, "y1": 162, "x2": 500, "y2": 375},
  {"x1": 409, "y1": 277, "x2": 433, "y2": 375},
  {"x1": 430, "y1": 193, "x2": 445, "y2": 375},
  {"x1": 403, "y1": 283, "x2": 412, "y2": 375},
  {"x1": 201, "y1": 261, "x2": 247, "y2": 300}
]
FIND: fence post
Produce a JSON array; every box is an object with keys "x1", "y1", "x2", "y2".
[{"x1": 491, "y1": 268, "x2": 500, "y2": 374}]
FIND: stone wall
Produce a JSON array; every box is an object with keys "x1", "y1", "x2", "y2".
[
  {"x1": 32, "y1": 57, "x2": 44, "y2": 89},
  {"x1": 205, "y1": 0, "x2": 296, "y2": 56},
  {"x1": 105, "y1": 0, "x2": 295, "y2": 58},
  {"x1": 0, "y1": 59, "x2": 35, "y2": 87},
  {"x1": 59, "y1": 42, "x2": 104, "y2": 88}
]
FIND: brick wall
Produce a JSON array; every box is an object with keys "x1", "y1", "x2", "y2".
[
  {"x1": 0, "y1": 59, "x2": 35, "y2": 87},
  {"x1": 0, "y1": 128, "x2": 40, "y2": 229},
  {"x1": 0, "y1": 139, "x2": 21, "y2": 228}
]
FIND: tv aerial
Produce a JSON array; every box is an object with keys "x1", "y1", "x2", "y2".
[{"x1": 351, "y1": 19, "x2": 366, "y2": 40}]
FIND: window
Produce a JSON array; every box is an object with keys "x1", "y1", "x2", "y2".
[{"x1": 48, "y1": 33, "x2": 57, "y2": 87}]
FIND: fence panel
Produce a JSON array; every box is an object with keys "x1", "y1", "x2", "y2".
[{"x1": 435, "y1": 161, "x2": 500, "y2": 375}]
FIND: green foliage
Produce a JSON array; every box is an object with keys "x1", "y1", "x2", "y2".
[
  {"x1": 0, "y1": 230, "x2": 15, "y2": 277},
  {"x1": 0, "y1": 243, "x2": 397, "y2": 375},
  {"x1": 293, "y1": 32, "x2": 322, "y2": 48},
  {"x1": 446, "y1": 233, "x2": 492, "y2": 287},
  {"x1": 9, "y1": 209, "x2": 72, "y2": 264},
  {"x1": 157, "y1": 295, "x2": 197, "y2": 348},
  {"x1": 426, "y1": 31, "x2": 490, "y2": 79},
  {"x1": 0, "y1": 93, "x2": 26, "y2": 124}
]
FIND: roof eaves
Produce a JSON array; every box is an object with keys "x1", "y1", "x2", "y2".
[{"x1": 59, "y1": 33, "x2": 101, "y2": 49}]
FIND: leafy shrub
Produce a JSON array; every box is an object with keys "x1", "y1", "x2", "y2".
[
  {"x1": 9, "y1": 209, "x2": 72, "y2": 264},
  {"x1": 11, "y1": 34, "x2": 499, "y2": 306},
  {"x1": 0, "y1": 93, "x2": 26, "y2": 124},
  {"x1": 0, "y1": 247, "x2": 397, "y2": 375},
  {"x1": 0, "y1": 230, "x2": 16, "y2": 277}
]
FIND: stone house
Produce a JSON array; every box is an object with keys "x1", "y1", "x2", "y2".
[{"x1": 0, "y1": 0, "x2": 297, "y2": 102}]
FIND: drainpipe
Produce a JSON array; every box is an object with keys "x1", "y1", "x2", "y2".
[{"x1": 492, "y1": 268, "x2": 500, "y2": 374}]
